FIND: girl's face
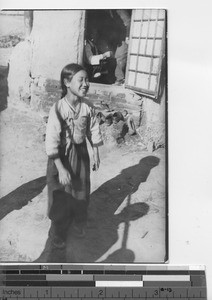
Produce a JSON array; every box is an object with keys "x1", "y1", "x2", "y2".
[{"x1": 66, "y1": 70, "x2": 89, "y2": 97}]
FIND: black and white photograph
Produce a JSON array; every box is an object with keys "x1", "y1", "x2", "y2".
[{"x1": 0, "y1": 9, "x2": 167, "y2": 263}]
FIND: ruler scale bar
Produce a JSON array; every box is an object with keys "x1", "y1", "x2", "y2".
[
  {"x1": 0, "y1": 287, "x2": 207, "y2": 297},
  {"x1": 0, "y1": 265, "x2": 207, "y2": 299}
]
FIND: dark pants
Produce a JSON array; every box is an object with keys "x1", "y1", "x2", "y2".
[
  {"x1": 46, "y1": 142, "x2": 90, "y2": 241},
  {"x1": 48, "y1": 190, "x2": 88, "y2": 241}
]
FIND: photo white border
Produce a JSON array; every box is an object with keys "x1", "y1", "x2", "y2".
[{"x1": 1, "y1": 0, "x2": 212, "y2": 297}]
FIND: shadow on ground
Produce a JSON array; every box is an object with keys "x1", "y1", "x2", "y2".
[
  {"x1": 0, "y1": 64, "x2": 9, "y2": 111},
  {"x1": 36, "y1": 155, "x2": 160, "y2": 263},
  {"x1": 0, "y1": 176, "x2": 46, "y2": 221}
]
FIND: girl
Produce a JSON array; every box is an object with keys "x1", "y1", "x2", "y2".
[{"x1": 45, "y1": 63, "x2": 103, "y2": 248}]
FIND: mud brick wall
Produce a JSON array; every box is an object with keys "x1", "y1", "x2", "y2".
[
  {"x1": 31, "y1": 79, "x2": 61, "y2": 114},
  {"x1": 37, "y1": 81, "x2": 143, "y2": 123},
  {"x1": 87, "y1": 84, "x2": 143, "y2": 127}
]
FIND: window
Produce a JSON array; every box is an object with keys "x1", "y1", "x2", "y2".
[{"x1": 125, "y1": 9, "x2": 167, "y2": 98}]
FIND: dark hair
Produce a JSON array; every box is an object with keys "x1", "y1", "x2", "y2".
[{"x1": 60, "y1": 63, "x2": 86, "y2": 98}]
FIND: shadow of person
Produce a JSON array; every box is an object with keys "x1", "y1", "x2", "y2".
[
  {"x1": 37, "y1": 203, "x2": 149, "y2": 264},
  {"x1": 0, "y1": 176, "x2": 46, "y2": 221},
  {"x1": 66, "y1": 155, "x2": 160, "y2": 263},
  {"x1": 100, "y1": 202, "x2": 149, "y2": 263},
  {"x1": 0, "y1": 64, "x2": 9, "y2": 112}
]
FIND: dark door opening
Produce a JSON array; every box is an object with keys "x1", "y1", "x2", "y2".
[{"x1": 84, "y1": 9, "x2": 132, "y2": 85}]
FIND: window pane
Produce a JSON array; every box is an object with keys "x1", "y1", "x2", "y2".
[
  {"x1": 159, "y1": 10, "x2": 165, "y2": 19},
  {"x1": 146, "y1": 39, "x2": 154, "y2": 55},
  {"x1": 129, "y1": 55, "x2": 137, "y2": 70},
  {"x1": 151, "y1": 10, "x2": 159, "y2": 19},
  {"x1": 156, "y1": 21, "x2": 164, "y2": 38},
  {"x1": 141, "y1": 21, "x2": 148, "y2": 37},
  {"x1": 149, "y1": 21, "x2": 156, "y2": 37},
  {"x1": 133, "y1": 22, "x2": 141, "y2": 37},
  {"x1": 138, "y1": 56, "x2": 151, "y2": 73},
  {"x1": 143, "y1": 10, "x2": 151, "y2": 20},
  {"x1": 134, "y1": 9, "x2": 143, "y2": 20},
  {"x1": 136, "y1": 73, "x2": 149, "y2": 89},
  {"x1": 131, "y1": 38, "x2": 139, "y2": 53},
  {"x1": 128, "y1": 71, "x2": 136, "y2": 86},
  {"x1": 139, "y1": 40, "x2": 146, "y2": 55},
  {"x1": 152, "y1": 58, "x2": 160, "y2": 73},
  {"x1": 154, "y1": 39, "x2": 162, "y2": 56}
]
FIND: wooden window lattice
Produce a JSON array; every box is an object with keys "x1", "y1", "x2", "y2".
[{"x1": 125, "y1": 9, "x2": 166, "y2": 98}]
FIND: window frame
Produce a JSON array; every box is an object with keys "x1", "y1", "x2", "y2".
[{"x1": 125, "y1": 9, "x2": 167, "y2": 99}]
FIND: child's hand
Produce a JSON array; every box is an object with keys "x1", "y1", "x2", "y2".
[
  {"x1": 53, "y1": 158, "x2": 71, "y2": 186},
  {"x1": 58, "y1": 167, "x2": 71, "y2": 186},
  {"x1": 103, "y1": 51, "x2": 112, "y2": 59}
]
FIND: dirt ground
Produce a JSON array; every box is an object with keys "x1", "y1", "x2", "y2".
[{"x1": 0, "y1": 101, "x2": 167, "y2": 263}]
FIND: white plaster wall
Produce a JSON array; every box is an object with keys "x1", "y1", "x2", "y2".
[
  {"x1": 30, "y1": 10, "x2": 84, "y2": 81},
  {"x1": 8, "y1": 40, "x2": 32, "y2": 103}
]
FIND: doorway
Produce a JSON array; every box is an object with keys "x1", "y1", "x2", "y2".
[{"x1": 84, "y1": 9, "x2": 132, "y2": 85}]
